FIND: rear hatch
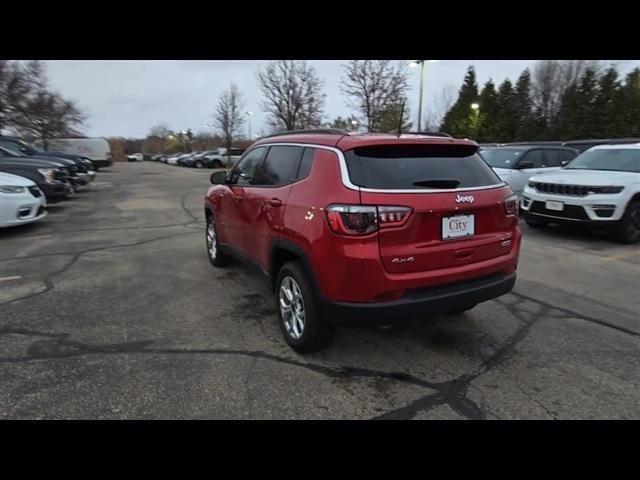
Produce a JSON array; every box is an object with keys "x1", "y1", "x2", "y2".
[{"x1": 344, "y1": 143, "x2": 516, "y2": 274}]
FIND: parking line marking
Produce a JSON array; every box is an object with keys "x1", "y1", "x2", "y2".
[
  {"x1": 601, "y1": 250, "x2": 640, "y2": 262},
  {"x1": 0, "y1": 276, "x2": 22, "y2": 282}
]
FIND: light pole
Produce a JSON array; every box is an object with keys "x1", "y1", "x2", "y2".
[
  {"x1": 409, "y1": 60, "x2": 438, "y2": 131},
  {"x1": 245, "y1": 111, "x2": 253, "y2": 139}
]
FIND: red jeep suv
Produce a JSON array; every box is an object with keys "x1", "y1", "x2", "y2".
[{"x1": 204, "y1": 130, "x2": 521, "y2": 352}]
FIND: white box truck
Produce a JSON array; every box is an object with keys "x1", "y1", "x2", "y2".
[{"x1": 37, "y1": 138, "x2": 113, "y2": 169}]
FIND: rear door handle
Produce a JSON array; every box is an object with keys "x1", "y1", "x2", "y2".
[{"x1": 268, "y1": 198, "x2": 283, "y2": 207}]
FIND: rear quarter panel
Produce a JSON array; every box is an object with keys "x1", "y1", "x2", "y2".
[{"x1": 282, "y1": 148, "x2": 361, "y2": 297}]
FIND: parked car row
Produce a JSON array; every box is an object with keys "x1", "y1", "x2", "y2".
[
  {"x1": 480, "y1": 141, "x2": 640, "y2": 243},
  {"x1": 0, "y1": 136, "x2": 104, "y2": 229},
  {"x1": 480, "y1": 137, "x2": 640, "y2": 153},
  {"x1": 129, "y1": 148, "x2": 247, "y2": 169}
]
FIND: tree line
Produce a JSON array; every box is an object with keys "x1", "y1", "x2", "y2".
[
  {"x1": 441, "y1": 61, "x2": 640, "y2": 142},
  {"x1": 188, "y1": 59, "x2": 639, "y2": 153}
]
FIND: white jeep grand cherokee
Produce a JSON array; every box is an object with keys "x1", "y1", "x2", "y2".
[{"x1": 521, "y1": 143, "x2": 640, "y2": 244}]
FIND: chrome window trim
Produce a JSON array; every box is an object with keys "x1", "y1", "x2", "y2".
[{"x1": 249, "y1": 142, "x2": 506, "y2": 194}]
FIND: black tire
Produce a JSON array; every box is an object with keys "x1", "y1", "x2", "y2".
[
  {"x1": 614, "y1": 201, "x2": 640, "y2": 244},
  {"x1": 195, "y1": 161, "x2": 204, "y2": 169},
  {"x1": 206, "y1": 214, "x2": 230, "y2": 267},
  {"x1": 524, "y1": 214, "x2": 549, "y2": 229},
  {"x1": 275, "y1": 261, "x2": 334, "y2": 353},
  {"x1": 211, "y1": 160, "x2": 223, "y2": 168}
]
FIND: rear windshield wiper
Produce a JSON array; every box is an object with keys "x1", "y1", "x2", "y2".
[{"x1": 412, "y1": 179, "x2": 461, "y2": 189}]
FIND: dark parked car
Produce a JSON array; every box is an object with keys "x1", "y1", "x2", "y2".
[
  {"x1": 0, "y1": 145, "x2": 87, "y2": 190},
  {"x1": 179, "y1": 150, "x2": 219, "y2": 168},
  {"x1": 501, "y1": 139, "x2": 640, "y2": 153},
  {"x1": 0, "y1": 156, "x2": 73, "y2": 202},
  {"x1": 0, "y1": 136, "x2": 98, "y2": 173},
  {"x1": 561, "y1": 138, "x2": 640, "y2": 153},
  {"x1": 177, "y1": 152, "x2": 201, "y2": 167}
]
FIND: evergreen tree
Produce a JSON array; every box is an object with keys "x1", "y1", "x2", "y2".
[
  {"x1": 617, "y1": 68, "x2": 640, "y2": 137},
  {"x1": 555, "y1": 83, "x2": 581, "y2": 139},
  {"x1": 440, "y1": 66, "x2": 479, "y2": 137},
  {"x1": 513, "y1": 69, "x2": 536, "y2": 141},
  {"x1": 577, "y1": 69, "x2": 599, "y2": 137},
  {"x1": 476, "y1": 80, "x2": 499, "y2": 142},
  {"x1": 555, "y1": 68, "x2": 599, "y2": 139},
  {"x1": 494, "y1": 79, "x2": 517, "y2": 142},
  {"x1": 593, "y1": 66, "x2": 622, "y2": 138}
]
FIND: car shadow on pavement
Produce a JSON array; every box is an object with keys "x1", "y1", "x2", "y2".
[
  {"x1": 0, "y1": 220, "x2": 49, "y2": 239},
  {"x1": 523, "y1": 221, "x2": 615, "y2": 245}
]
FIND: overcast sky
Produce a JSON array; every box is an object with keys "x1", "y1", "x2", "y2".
[{"x1": 43, "y1": 60, "x2": 639, "y2": 139}]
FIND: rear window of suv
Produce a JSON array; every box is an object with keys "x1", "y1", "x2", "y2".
[{"x1": 344, "y1": 144, "x2": 502, "y2": 190}]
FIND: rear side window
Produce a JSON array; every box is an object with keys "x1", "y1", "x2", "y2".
[
  {"x1": 543, "y1": 149, "x2": 563, "y2": 167},
  {"x1": 296, "y1": 148, "x2": 315, "y2": 180},
  {"x1": 562, "y1": 149, "x2": 578, "y2": 163},
  {"x1": 344, "y1": 144, "x2": 501, "y2": 190},
  {"x1": 520, "y1": 149, "x2": 544, "y2": 168},
  {"x1": 255, "y1": 146, "x2": 303, "y2": 186}
]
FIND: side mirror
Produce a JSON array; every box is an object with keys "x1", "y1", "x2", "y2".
[
  {"x1": 518, "y1": 161, "x2": 534, "y2": 169},
  {"x1": 210, "y1": 171, "x2": 227, "y2": 185},
  {"x1": 561, "y1": 160, "x2": 569, "y2": 167}
]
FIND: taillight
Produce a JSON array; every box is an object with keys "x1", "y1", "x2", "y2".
[
  {"x1": 504, "y1": 194, "x2": 519, "y2": 216},
  {"x1": 377, "y1": 206, "x2": 412, "y2": 227},
  {"x1": 325, "y1": 205, "x2": 412, "y2": 236}
]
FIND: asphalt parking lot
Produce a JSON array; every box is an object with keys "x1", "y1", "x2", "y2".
[{"x1": 1, "y1": 161, "x2": 639, "y2": 419}]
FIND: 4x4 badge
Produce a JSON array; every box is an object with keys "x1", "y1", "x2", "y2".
[
  {"x1": 455, "y1": 194, "x2": 474, "y2": 203},
  {"x1": 392, "y1": 256, "x2": 415, "y2": 263}
]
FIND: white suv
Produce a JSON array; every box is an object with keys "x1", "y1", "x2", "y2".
[
  {"x1": 521, "y1": 143, "x2": 640, "y2": 243},
  {"x1": 480, "y1": 145, "x2": 578, "y2": 198}
]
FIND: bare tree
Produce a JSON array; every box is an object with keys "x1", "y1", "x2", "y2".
[
  {"x1": 213, "y1": 83, "x2": 245, "y2": 150},
  {"x1": 423, "y1": 85, "x2": 456, "y2": 131},
  {"x1": 2, "y1": 60, "x2": 86, "y2": 146},
  {"x1": 340, "y1": 60, "x2": 410, "y2": 132},
  {"x1": 0, "y1": 60, "x2": 47, "y2": 133},
  {"x1": 149, "y1": 122, "x2": 170, "y2": 154},
  {"x1": 257, "y1": 61, "x2": 325, "y2": 131},
  {"x1": 0, "y1": 60, "x2": 11, "y2": 132},
  {"x1": 531, "y1": 60, "x2": 603, "y2": 123},
  {"x1": 12, "y1": 90, "x2": 86, "y2": 150}
]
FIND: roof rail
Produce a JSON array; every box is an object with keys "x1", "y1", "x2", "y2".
[
  {"x1": 259, "y1": 128, "x2": 349, "y2": 139},
  {"x1": 406, "y1": 131, "x2": 452, "y2": 138}
]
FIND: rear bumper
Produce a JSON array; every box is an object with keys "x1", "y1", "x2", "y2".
[
  {"x1": 321, "y1": 272, "x2": 516, "y2": 325},
  {"x1": 92, "y1": 160, "x2": 113, "y2": 168}
]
